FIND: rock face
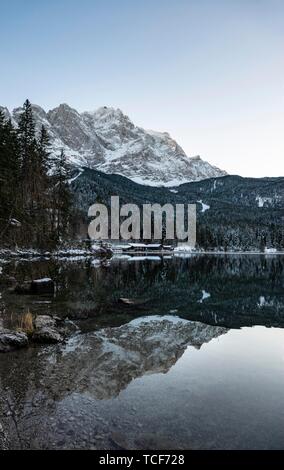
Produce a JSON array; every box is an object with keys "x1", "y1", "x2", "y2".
[
  {"x1": 1, "y1": 103, "x2": 226, "y2": 186},
  {"x1": 0, "y1": 329, "x2": 28, "y2": 353}
]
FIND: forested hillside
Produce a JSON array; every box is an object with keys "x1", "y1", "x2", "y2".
[{"x1": 71, "y1": 169, "x2": 284, "y2": 251}]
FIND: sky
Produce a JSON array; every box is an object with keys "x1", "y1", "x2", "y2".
[{"x1": 0, "y1": 0, "x2": 283, "y2": 177}]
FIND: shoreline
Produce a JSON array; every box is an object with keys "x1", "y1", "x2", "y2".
[{"x1": 0, "y1": 248, "x2": 283, "y2": 260}]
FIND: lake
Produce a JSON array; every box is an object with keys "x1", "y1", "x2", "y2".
[{"x1": 0, "y1": 254, "x2": 284, "y2": 449}]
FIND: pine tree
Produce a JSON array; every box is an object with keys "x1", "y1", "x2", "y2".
[
  {"x1": 34, "y1": 125, "x2": 52, "y2": 246},
  {"x1": 17, "y1": 100, "x2": 52, "y2": 245},
  {"x1": 0, "y1": 111, "x2": 21, "y2": 244},
  {"x1": 0, "y1": 110, "x2": 10, "y2": 232},
  {"x1": 17, "y1": 100, "x2": 37, "y2": 223},
  {"x1": 51, "y1": 149, "x2": 72, "y2": 242},
  {"x1": 38, "y1": 125, "x2": 51, "y2": 174}
]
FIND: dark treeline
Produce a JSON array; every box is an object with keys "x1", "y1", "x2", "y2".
[
  {"x1": 0, "y1": 100, "x2": 72, "y2": 249},
  {"x1": 196, "y1": 222, "x2": 284, "y2": 252}
]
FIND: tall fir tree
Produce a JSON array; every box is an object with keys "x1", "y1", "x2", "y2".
[
  {"x1": 34, "y1": 125, "x2": 52, "y2": 246},
  {"x1": 17, "y1": 99, "x2": 37, "y2": 220},
  {"x1": 0, "y1": 111, "x2": 21, "y2": 244},
  {"x1": 51, "y1": 149, "x2": 73, "y2": 242},
  {"x1": 17, "y1": 100, "x2": 51, "y2": 245}
]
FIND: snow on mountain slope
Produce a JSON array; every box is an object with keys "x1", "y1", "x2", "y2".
[{"x1": 1, "y1": 103, "x2": 227, "y2": 186}]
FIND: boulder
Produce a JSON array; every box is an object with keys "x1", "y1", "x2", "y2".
[
  {"x1": 32, "y1": 327, "x2": 63, "y2": 344},
  {"x1": 0, "y1": 329, "x2": 28, "y2": 353},
  {"x1": 32, "y1": 315, "x2": 64, "y2": 344},
  {"x1": 14, "y1": 278, "x2": 54, "y2": 295},
  {"x1": 30, "y1": 278, "x2": 54, "y2": 295},
  {"x1": 34, "y1": 315, "x2": 56, "y2": 329}
]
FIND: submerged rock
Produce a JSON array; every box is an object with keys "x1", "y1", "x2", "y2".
[{"x1": 0, "y1": 329, "x2": 28, "y2": 353}]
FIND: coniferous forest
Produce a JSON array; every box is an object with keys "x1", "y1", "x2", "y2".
[{"x1": 0, "y1": 100, "x2": 72, "y2": 249}]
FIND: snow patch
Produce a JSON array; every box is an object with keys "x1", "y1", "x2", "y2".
[
  {"x1": 256, "y1": 196, "x2": 273, "y2": 208},
  {"x1": 257, "y1": 296, "x2": 275, "y2": 308},
  {"x1": 33, "y1": 278, "x2": 52, "y2": 283},
  {"x1": 197, "y1": 200, "x2": 210, "y2": 213},
  {"x1": 68, "y1": 168, "x2": 83, "y2": 184},
  {"x1": 198, "y1": 290, "x2": 211, "y2": 303},
  {"x1": 264, "y1": 247, "x2": 277, "y2": 253},
  {"x1": 10, "y1": 218, "x2": 21, "y2": 227},
  {"x1": 127, "y1": 256, "x2": 161, "y2": 262}
]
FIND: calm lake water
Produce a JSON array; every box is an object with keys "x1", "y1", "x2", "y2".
[{"x1": 0, "y1": 254, "x2": 284, "y2": 450}]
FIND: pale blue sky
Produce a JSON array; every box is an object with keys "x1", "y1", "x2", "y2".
[{"x1": 1, "y1": 0, "x2": 283, "y2": 176}]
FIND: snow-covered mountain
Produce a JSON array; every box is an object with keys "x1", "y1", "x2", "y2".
[{"x1": 1, "y1": 103, "x2": 226, "y2": 186}]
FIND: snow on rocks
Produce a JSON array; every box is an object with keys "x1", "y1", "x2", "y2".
[{"x1": 9, "y1": 218, "x2": 21, "y2": 227}]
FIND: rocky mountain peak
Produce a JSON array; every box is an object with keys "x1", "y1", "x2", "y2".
[{"x1": 2, "y1": 101, "x2": 227, "y2": 186}]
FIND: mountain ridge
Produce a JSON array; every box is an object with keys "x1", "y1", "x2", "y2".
[{"x1": 0, "y1": 102, "x2": 227, "y2": 186}]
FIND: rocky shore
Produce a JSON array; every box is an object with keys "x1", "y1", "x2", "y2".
[{"x1": 0, "y1": 314, "x2": 74, "y2": 353}]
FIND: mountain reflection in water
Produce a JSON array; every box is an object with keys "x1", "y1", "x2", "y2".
[
  {"x1": 44, "y1": 316, "x2": 228, "y2": 400},
  {"x1": 0, "y1": 254, "x2": 284, "y2": 450}
]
